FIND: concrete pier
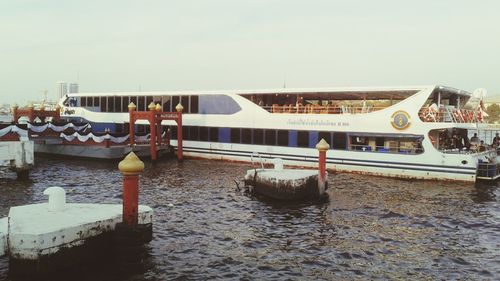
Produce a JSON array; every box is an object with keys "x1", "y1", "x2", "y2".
[
  {"x1": 5, "y1": 198, "x2": 152, "y2": 277},
  {"x1": 34, "y1": 142, "x2": 158, "y2": 159},
  {"x1": 0, "y1": 140, "x2": 34, "y2": 179},
  {"x1": 0, "y1": 217, "x2": 7, "y2": 257},
  {"x1": 245, "y1": 168, "x2": 326, "y2": 200}
]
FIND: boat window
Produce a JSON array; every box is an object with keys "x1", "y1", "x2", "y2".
[
  {"x1": 265, "y1": 130, "x2": 276, "y2": 146},
  {"x1": 332, "y1": 133, "x2": 347, "y2": 150},
  {"x1": 162, "y1": 96, "x2": 172, "y2": 112},
  {"x1": 190, "y1": 126, "x2": 199, "y2": 141},
  {"x1": 431, "y1": 128, "x2": 474, "y2": 153},
  {"x1": 172, "y1": 96, "x2": 180, "y2": 110},
  {"x1": 219, "y1": 128, "x2": 230, "y2": 143},
  {"x1": 209, "y1": 127, "x2": 219, "y2": 142},
  {"x1": 81, "y1": 97, "x2": 87, "y2": 107},
  {"x1": 171, "y1": 126, "x2": 178, "y2": 139},
  {"x1": 288, "y1": 131, "x2": 298, "y2": 147},
  {"x1": 182, "y1": 126, "x2": 190, "y2": 140},
  {"x1": 138, "y1": 96, "x2": 145, "y2": 111},
  {"x1": 129, "y1": 97, "x2": 137, "y2": 110},
  {"x1": 137, "y1": 124, "x2": 147, "y2": 134},
  {"x1": 100, "y1": 97, "x2": 107, "y2": 112},
  {"x1": 190, "y1": 96, "x2": 199, "y2": 114},
  {"x1": 253, "y1": 129, "x2": 264, "y2": 145},
  {"x1": 87, "y1": 97, "x2": 93, "y2": 107},
  {"x1": 277, "y1": 130, "x2": 288, "y2": 146},
  {"x1": 199, "y1": 95, "x2": 242, "y2": 115},
  {"x1": 231, "y1": 128, "x2": 241, "y2": 143},
  {"x1": 146, "y1": 96, "x2": 153, "y2": 109},
  {"x1": 114, "y1": 97, "x2": 121, "y2": 112},
  {"x1": 107, "y1": 97, "x2": 114, "y2": 112},
  {"x1": 309, "y1": 132, "x2": 318, "y2": 148},
  {"x1": 297, "y1": 131, "x2": 309, "y2": 148},
  {"x1": 242, "y1": 128, "x2": 252, "y2": 144},
  {"x1": 199, "y1": 127, "x2": 209, "y2": 141},
  {"x1": 319, "y1": 131, "x2": 332, "y2": 146},
  {"x1": 348, "y1": 134, "x2": 424, "y2": 154},
  {"x1": 93, "y1": 97, "x2": 99, "y2": 107},
  {"x1": 122, "y1": 97, "x2": 130, "y2": 112}
]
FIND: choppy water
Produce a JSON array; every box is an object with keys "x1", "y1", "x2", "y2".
[{"x1": 0, "y1": 157, "x2": 499, "y2": 280}]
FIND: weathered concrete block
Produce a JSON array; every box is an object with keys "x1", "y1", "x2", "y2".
[
  {"x1": 245, "y1": 169, "x2": 328, "y2": 200},
  {"x1": 0, "y1": 140, "x2": 34, "y2": 171},
  {"x1": 7, "y1": 203, "x2": 153, "y2": 277},
  {"x1": 0, "y1": 217, "x2": 7, "y2": 257}
]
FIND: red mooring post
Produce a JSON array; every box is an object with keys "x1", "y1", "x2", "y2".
[
  {"x1": 148, "y1": 102, "x2": 157, "y2": 161},
  {"x1": 316, "y1": 138, "x2": 330, "y2": 193},
  {"x1": 128, "y1": 102, "x2": 136, "y2": 147},
  {"x1": 175, "y1": 103, "x2": 184, "y2": 161},
  {"x1": 155, "y1": 104, "x2": 162, "y2": 147},
  {"x1": 28, "y1": 103, "x2": 35, "y2": 123},
  {"x1": 118, "y1": 152, "x2": 145, "y2": 227},
  {"x1": 11, "y1": 103, "x2": 18, "y2": 123}
]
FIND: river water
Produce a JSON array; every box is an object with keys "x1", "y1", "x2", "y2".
[{"x1": 0, "y1": 156, "x2": 499, "y2": 280}]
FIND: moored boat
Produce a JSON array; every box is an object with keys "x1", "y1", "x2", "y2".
[{"x1": 57, "y1": 85, "x2": 500, "y2": 182}]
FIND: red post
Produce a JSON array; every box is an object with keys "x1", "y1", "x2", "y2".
[
  {"x1": 118, "y1": 152, "x2": 145, "y2": 227},
  {"x1": 155, "y1": 104, "x2": 162, "y2": 146},
  {"x1": 11, "y1": 104, "x2": 18, "y2": 123},
  {"x1": 54, "y1": 106, "x2": 61, "y2": 122},
  {"x1": 28, "y1": 104, "x2": 35, "y2": 123},
  {"x1": 149, "y1": 115, "x2": 157, "y2": 161},
  {"x1": 156, "y1": 120, "x2": 162, "y2": 146},
  {"x1": 316, "y1": 139, "x2": 330, "y2": 194},
  {"x1": 148, "y1": 102, "x2": 157, "y2": 161},
  {"x1": 128, "y1": 102, "x2": 136, "y2": 147},
  {"x1": 175, "y1": 104, "x2": 184, "y2": 161}
]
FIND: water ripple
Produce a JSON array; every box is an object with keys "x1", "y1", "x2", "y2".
[{"x1": 0, "y1": 157, "x2": 499, "y2": 280}]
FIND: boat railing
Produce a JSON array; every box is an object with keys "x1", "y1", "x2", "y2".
[
  {"x1": 260, "y1": 104, "x2": 388, "y2": 114},
  {"x1": 419, "y1": 106, "x2": 482, "y2": 123}
]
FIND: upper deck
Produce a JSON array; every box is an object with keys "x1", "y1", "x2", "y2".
[{"x1": 62, "y1": 85, "x2": 485, "y2": 124}]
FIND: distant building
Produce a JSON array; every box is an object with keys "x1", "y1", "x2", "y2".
[
  {"x1": 69, "y1": 82, "x2": 79, "y2": 94},
  {"x1": 56, "y1": 81, "x2": 67, "y2": 101}
]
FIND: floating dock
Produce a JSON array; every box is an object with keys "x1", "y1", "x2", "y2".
[
  {"x1": 244, "y1": 140, "x2": 330, "y2": 201},
  {"x1": 245, "y1": 168, "x2": 327, "y2": 200}
]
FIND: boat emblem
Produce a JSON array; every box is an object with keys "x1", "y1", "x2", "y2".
[{"x1": 391, "y1": 111, "x2": 411, "y2": 130}]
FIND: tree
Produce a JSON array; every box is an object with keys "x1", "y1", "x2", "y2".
[{"x1": 486, "y1": 103, "x2": 500, "y2": 123}]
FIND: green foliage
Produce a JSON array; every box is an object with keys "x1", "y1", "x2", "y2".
[{"x1": 486, "y1": 103, "x2": 500, "y2": 123}]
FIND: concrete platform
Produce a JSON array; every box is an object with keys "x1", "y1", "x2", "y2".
[
  {"x1": 0, "y1": 140, "x2": 34, "y2": 178},
  {"x1": 0, "y1": 217, "x2": 6, "y2": 257},
  {"x1": 245, "y1": 168, "x2": 328, "y2": 200},
  {"x1": 8, "y1": 203, "x2": 152, "y2": 260},
  {"x1": 34, "y1": 143, "x2": 173, "y2": 160},
  {"x1": 6, "y1": 202, "x2": 153, "y2": 277}
]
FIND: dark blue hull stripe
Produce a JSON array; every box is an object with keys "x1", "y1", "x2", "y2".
[{"x1": 181, "y1": 146, "x2": 477, "y2": 176}]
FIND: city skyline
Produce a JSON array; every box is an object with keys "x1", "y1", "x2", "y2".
[{"x1": 1, "y1": 1, "x2": 500, "y2": 104}]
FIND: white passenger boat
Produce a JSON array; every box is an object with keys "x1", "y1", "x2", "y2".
[{"x1": 58, "y1": 85, "x2": 500, "y2": 182}]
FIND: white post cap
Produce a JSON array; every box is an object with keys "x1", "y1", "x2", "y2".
[{"x1": 43, "y1": 186, "x2": 66, "y2": 212}]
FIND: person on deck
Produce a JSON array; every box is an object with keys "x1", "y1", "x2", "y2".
[
  {"x1": 492, "y1": 133, "x2": 500, "y2": 148},
  {"x1": 470, "y1": 133, "x2": 479, "y2": 144}
]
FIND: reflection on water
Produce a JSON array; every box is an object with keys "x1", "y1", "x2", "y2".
[{"x1": 0, "y1": 157, "x2": 499, "y2": 280}]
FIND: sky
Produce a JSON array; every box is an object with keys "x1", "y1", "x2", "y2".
[{"x1": 1, "y1": 0, "x2": 500, "y2": 104}]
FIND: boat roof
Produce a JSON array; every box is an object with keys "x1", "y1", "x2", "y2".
[{"x1": 66, "y1": 85, "x2": 471, "y2": 100}]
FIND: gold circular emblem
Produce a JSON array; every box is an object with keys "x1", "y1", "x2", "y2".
[{"x1": 391, "y1": 110, "x2": 411, "y2": 130}]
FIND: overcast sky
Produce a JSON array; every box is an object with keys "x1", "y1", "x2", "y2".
[{"x1": 1, "y1": 0, "x2": 499, "y2": 104}]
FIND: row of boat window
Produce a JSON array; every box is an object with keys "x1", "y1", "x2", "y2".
[
  {"x1": 76, "y1": 96, "x2": 200, "y2": 114},
  {"x1": 146, "y1": 126, "x2": 424, "y2": 154}
]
